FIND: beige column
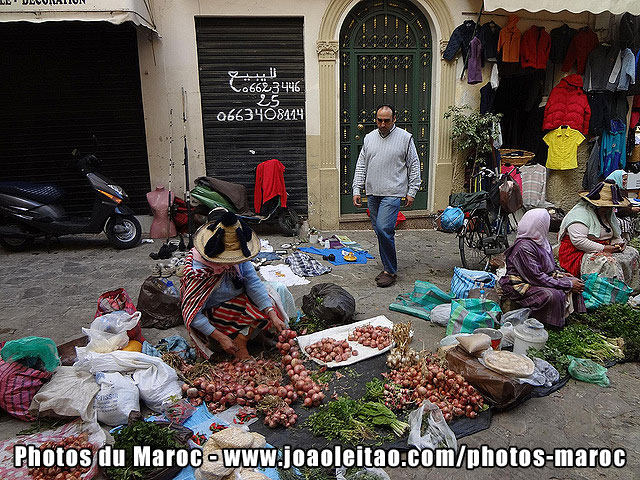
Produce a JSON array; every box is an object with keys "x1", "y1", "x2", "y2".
[
  {"x1": 315, "y1": 40, "x2": 341, "y2": 230},
  {"x1": 433, "y1": 38, "x2": 457, "y2": 210}
]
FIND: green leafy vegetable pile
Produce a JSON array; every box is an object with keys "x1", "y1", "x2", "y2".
[
  {"x1": 527, "y1": 345, "x2": 571, "y2": 377},
  {"x1": 106, "y1": 421, "x2": 183, "y2": 480},
  {"x1": 364, "y1": 378, "x2": 385, "y2": 403},
  {"x1": 573, "y1": 304, "x2": 640, "y2": 361},
  {"x1": 304, "y1": 396, "x2": 408, "y2": 445},
  {"x1": 544, "y1": 323, "x2": 624, "y2": 364}
]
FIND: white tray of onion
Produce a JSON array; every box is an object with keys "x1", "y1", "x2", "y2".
[{"x1": 296, "y1": 315, "x2": 395, "y2": 368}]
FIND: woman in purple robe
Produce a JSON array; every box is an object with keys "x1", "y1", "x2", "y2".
[{"x1": 499, "y1": 208, "x2": 586, "y2": 327}]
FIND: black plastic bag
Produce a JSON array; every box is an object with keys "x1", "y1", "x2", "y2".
[
  {"x1": 137, "y1": 276, "x2": 183, "y2": 329},
  {"x1": 302, "y1": 283, "x2": 355, "y2": 326}
]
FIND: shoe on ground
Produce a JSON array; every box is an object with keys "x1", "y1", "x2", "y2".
[
  {"x1": 151, "y1": 264, "x2": 162, "y2": 277},
  {"x1": 375, "y1": 270, "x2": 385, "y2": 281},
  {"x1": 160, "y1": 264, "x2": 176, "y2": 277},
  {"x1": 376, "y1": 272, "x2": 397, "y2": 288}
]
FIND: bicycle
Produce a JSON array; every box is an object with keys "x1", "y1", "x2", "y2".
[{"x1": 452, "y1": 167, "x2": 519, "y2": 271}]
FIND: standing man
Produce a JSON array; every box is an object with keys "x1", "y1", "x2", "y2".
[{"x1": 352, "y1": 105, "x2": 422, "y2": 287}]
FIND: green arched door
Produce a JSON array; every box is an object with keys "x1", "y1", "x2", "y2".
[{"x1": 339, "y1": 0, "x2": 432, "y2": 214}]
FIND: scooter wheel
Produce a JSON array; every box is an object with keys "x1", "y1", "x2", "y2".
[
  {"x1": 106, "y1": 214, "x2": 142, "y2": 249},
  {"x1": 0, "y1": 221, "x2": 34, "y2": 252},
  {"x1": 278, "y1": 207, "x2": 301, "y2": 237}
]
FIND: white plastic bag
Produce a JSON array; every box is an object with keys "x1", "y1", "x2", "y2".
[
  {"x1": 430, "y1": 303, "x2": 451, "y2": 326},
  {"x1": 75, "y1": 349, "x2": 182, "y2": 412},
  {"x1": 29, "y1": 366, "x2": 100, "y2": 422},
  {"x1": 94, "y1": 371, "x2": 140, "y2": 426},
  {"x1": 500, "y1": 308, "x2": 530, "y2": 327},
  {"x1": 83, "y1": 311, "x2": 142, "y2": 353},
  {"x1": 499, "y1": 322, "x2": 516, "y2": 347},
  {"x1": 407, "y1": 400, "x2": 457, "y2": 451}
]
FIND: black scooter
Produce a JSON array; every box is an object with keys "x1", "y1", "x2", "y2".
[{"x1": 0, "y1": 148, "x2": 141, "y2": 251}]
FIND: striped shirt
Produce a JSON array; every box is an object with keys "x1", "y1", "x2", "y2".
[{"x1": 352, "y1": 126, "x2": 422, "y2": 198}]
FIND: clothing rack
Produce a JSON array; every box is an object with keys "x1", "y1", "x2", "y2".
[{"x1": 461, "y1": 11, "x2": 591, "y2": 28}]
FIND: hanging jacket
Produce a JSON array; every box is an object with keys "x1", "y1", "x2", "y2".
[
  {"x1": 562, "y1": 27, "x2": 598, "y2": 74},
  {"x1": 520, "y1": 26, "x2": 551, "y2": 69},
  {"x1": 467, "y1": 36, "x2": 483, "y2": 84},
  {"x1": 543, "y1": 74, "x2": 591, "y2": 134},
  {"x1": 631, "y1": 95, "x2": 640, "y2": 129},
  {"x1": 443, "y1": 20, "x2": 476, "y2": 62},
  {"x1": 607, "y1": 48, "x2": 637, "y2": 92},
  {"x1": 582, "y1": 137, "x2": 601, "y2": 191},
  {"x1": 497, "y1": 15, "x2": 521, "y2": 63},
  {"x1": 549, "y1": 24, "x2": 577, "y2": 64},
  {"x1": 479, "y1": 21, "x2": 501, "y2": 62},
  {"x1": 619, "y1": 13, "x2": 640, "y2": 53},
  {"x1": 583, "y1": 44, "x2": 621, "y2": 92},
  {"x1": 601, "y1": 120, "x2": 627, "y2": 177},
  {"x1": 254, "y1": 158, "x2": 287, "y2": 214}
]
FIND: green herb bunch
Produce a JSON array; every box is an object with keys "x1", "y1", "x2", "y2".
[
  {"x1": 545, "y1": 323, "x2": 624, "y2": 364},
  {"x1": 106, "y1": 421, "x2": 183, "y2": 480}
]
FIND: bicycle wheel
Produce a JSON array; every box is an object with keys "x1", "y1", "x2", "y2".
[{"x1": 459, "y1": 211, "x2": 493, "y2": 271}]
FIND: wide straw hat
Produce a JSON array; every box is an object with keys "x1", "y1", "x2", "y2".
[
  {"x1": 579, "y1": 180, "x2": 631, "y2": 208},
  {"x1": 193, "y1": 211, "x2": 260, "y2": 264}
]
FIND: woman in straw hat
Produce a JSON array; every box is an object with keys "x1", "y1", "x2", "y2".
[
  {"x1": 180, "y1": 211, "x2": 286, "y2": 359},
  {"x1": 499, "y1": 209, "x2": 586, "y2": 328},
  {"x1": 558, "y1": 180, "x2": 640, "y2": 292}
]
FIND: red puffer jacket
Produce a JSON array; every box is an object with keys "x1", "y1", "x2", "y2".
[{"x1": 543, "y1": 74, "x2": 590, "y2": 134}]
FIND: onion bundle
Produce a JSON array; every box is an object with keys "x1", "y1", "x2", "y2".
[
  {"x1": 258, "y1": 395, "x2": 298, "y2": 428},
  {"x1": 304, "y1": 338, "x2": 356, "y2": 364},
  {"x1": 278, "y1": 329, "x2": 325, "y2": 407},
  {"x1": 28, "y1": 434, "x2": 93, "y2": 480},
  {"x1": 348, "y1": 325, "x2": 391, "y2": 350},
  {"x1": 386, "y1": 346, "x2": 420, "y2": 369},
  {"x1": 382, "y1": 357, "x2": 485, "y2": 422}
]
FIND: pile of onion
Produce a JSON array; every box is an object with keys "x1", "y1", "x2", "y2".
[
  {"x1": 181, "y1": 358, "x2": 282, "y2": 410},
  {"x1": 28, "y1": 434, "x2": 93, "y2": 480},
  {"x1": 259, "y1": 395, "x2": 298, "y2": 428},
  {"x1": 348, "y1": 325, "x2": 391, "y2": 350},
  {"x1": 382, "y1": 361, "x2": 485, "y2": 422},
  {"x1": 304, "y1": 338, "x2": 356, "y2": 364},
  {"x1": 278, "y1": 329, "x2": 325, "y2": 407}
]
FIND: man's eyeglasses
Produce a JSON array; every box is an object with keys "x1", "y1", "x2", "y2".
[{"x1": 376, "y1": 118, "x2": 393, "y2": 123}]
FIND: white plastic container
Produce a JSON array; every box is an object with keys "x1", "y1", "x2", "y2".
[{"x1": 512, "y1": 318, "x2": 548, "y2": 355}]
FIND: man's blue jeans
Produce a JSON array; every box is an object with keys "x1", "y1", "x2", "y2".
[{"x1": 368, "y1": 196, "x2": 401, "y2": 275}]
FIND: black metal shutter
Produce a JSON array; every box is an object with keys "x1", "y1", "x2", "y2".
[
  {"x1": 0, "y1": 22, "x2": 150, "y2": 215},
  {"x1": 195, "y1": 17, "x2": 307, "y2": 214}
]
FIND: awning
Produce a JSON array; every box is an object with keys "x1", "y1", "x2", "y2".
[
  {"x1": 484, "y1": 0, "x2": 640, "y2": 16},
  {"x1": 0, "y1": 0, "x2": 157, "y2": 33}
]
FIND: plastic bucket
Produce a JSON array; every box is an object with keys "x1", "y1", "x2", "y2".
[
  {"x1": 474, "y1": 327, "x2": 503, "y2": 350},
  {"x1": 512, "y1": 325, "x2": 548, "y2": 355}
]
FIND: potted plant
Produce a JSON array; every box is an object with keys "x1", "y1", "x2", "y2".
[{"x1": 443, "y1": 105, "x2": 502, "y2": 165}]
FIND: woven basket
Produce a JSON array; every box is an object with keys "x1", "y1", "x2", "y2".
[{"x1": 499, "y1": 149, "x2": 535, "y2": 167}]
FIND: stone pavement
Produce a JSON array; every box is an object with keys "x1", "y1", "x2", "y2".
[{"x1": 0, "y1": 228, "x2": 639, "y2": 479}]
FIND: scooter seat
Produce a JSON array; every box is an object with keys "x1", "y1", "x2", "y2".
[{"x1": 0, "y1": 181, "x2": 64, "y2": 203}]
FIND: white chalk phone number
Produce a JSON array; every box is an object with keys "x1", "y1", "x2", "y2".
[{"x1": 216, "y1": 108, "x2": 304, "y2": 122}]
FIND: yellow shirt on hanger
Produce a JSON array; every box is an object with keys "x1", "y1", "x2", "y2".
[{"x1": 543, "y1": 127, "x2": 585, "y2": 170}]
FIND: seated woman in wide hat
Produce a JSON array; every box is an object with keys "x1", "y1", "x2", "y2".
[
  {"x1": 180, "y1": 211, "x2": 286, "y2": 360},
  {"x1": 558, "y1": 179, "x2": 640, "y2": 292}
]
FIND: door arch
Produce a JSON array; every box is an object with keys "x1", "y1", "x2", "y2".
[{"x1": 339, "y1": 0, "x2": 432, "y2": 214}]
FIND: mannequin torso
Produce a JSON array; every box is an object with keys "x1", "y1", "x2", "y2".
[{"x1": 147, "y1": 185, "x2": 177, "y2": 238}]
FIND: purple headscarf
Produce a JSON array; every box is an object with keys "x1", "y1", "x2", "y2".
[{"x1": 516, "y1": 208, "x2": 552, "y2": 253}]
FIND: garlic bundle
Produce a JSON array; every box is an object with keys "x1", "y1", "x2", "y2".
[{"x1": 386, "y1": 345, "x2": 420, "y2": 369}]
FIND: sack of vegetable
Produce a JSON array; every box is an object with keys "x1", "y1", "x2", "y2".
[
  {"x1": 302, "y1": 283, "x2": 355, "y2": 326},
  {"x1": 567, "y1": 356, "x2": 610, "y2": 387},
  {"x1": 105, "y1": 411, "x2": 192, "y2": 480}
]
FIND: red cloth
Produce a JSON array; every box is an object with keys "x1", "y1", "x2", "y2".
[
  {"x1": 558, "y1": 235, "x2": 584, "y2": 277},
  {"x1": 520, "y1": 26, "x2": 551, "y2": 69},
  {"x1": 558, "y1": 235, "x2": 609, "y2": 277},
  {"x1": 501, "y1": 165, "x2": 523, "y2": 192},
  {"x1": 254, "y1": 159, "x2": 287, "y2": 213},
  {"x1": 562, "y1": 27, "x2": 598, "y2": 74},
  {"x1": 631, "y1": 95, "x2": 640, "y2": 130},
  {"x1": 543, "y1": 74, "x2": 591, "y2": 135}
]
